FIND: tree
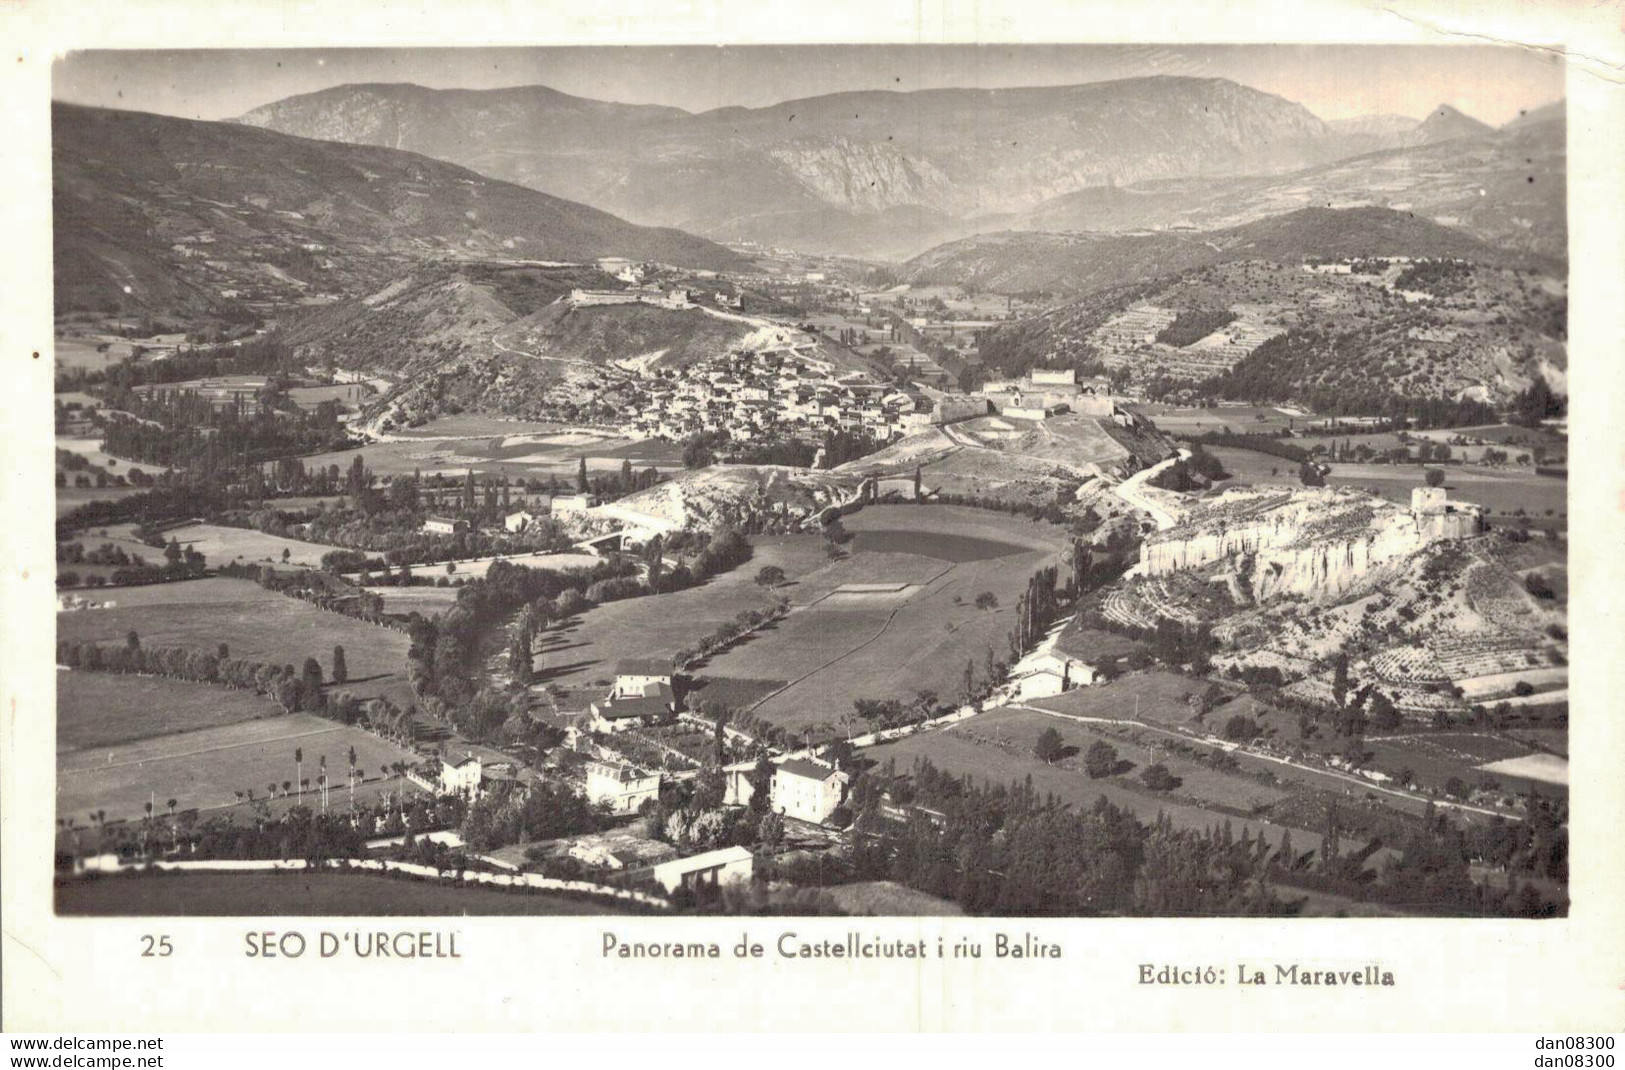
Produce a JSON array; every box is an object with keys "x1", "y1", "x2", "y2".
[
  {"x1": 974, "y1": 591, "x2": 999, "y2": 610},
  {"x1": 1083, "y1": 740, "x2": 1117, "y2": 779},
  {"x1": 125, "y1": 629, "x2": 140, "y2": 651},
  {"x1": 331, "y1": 645, "x2": 348, "y2": 685},
  {"x1": 1140, "y1": 764, "x2": 1180, "y2": 792},
  {"x1": 577, "y1": 456, "x2": 589, "y2": 492},
  {"x1": 1425, "y1": 467, "x2": 1446, "y2": 488},
  {"x1": 747, "y1": 756, "x2": 774, "y2": 813},
  {"x1": 301, "y1": 657, "x2": 325, "y2": 709},
  {"x1": 1331, "y1": 653, "x2": 1351, "y2": 711},
  {"x1": 1369, "y1": 690, "x2": 1401, "y2": 732},
  {"x1": 1222, "y1": 715, "x2": 1261, "y2": 742},
  {"x1": 1032, "y1": 726, "x2": 1066, "y2": 764},
  {"x1": 755, "y1": 565, "x2": 786, "y2": 587}
]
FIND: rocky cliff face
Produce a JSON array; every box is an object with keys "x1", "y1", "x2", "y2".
[{"x1": 1137, "y1": 488, "x2": 1433, "y2": 602}]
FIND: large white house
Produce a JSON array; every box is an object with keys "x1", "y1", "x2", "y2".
[
  {"x1": 584, "y1": 761, "x2": 661, "y2": 816},
  {"x1": 771, "y1": 759, "x2": 849, "y2": 825},
  {"x1": 588, "y1": 659, "x2": 678, "y2": 732},
  {"x1": 438, "y1": 754, "x2": 483, "y2": 799}
]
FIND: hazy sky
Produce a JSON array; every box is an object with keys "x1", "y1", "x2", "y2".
[{"x1": 53, "y1": 44, "x2": 1564, "y2": 126}]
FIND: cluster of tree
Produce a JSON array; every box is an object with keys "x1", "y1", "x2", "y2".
[
  {"x1": 1198, "y1": 328, "x2": 1501, "y2": 427},
  {"x1": 409, "y1": 558, "x2": 630, "y2": 708},
  {"x1": 56, "y1": 637, "x2": 344, "y2": 718},
  {"x1": 99, "y1": 394, "x2": 348, "y2": 479},
  {"x1": 457, "y1": 779, "x2": 611, "y2": 854},
  {"x1": 217, "y1": 562, "x2": 392, "y2": 628},
  {"x1": 58, "y1": 535, "x2": 206, "y2": 588},
  {"x1": 847, "y1": 758, "x2": 1300, "y2": 916},
  {"x1": 57, "y1": 485, "x2": 230, "y2": 543},
  {"x1": 1148, "y1": 445, "x2": 1230, "y2": 491},
  {"x1": 60, "y1": 790, "x2": 468, "y2": 868},
  {"x1": 1509, "y1": 377, "x2": 1565, "y2": 428},
  {"x1": 1394, "y1": 260, "x2": 1473, "y2": 294},
  {"x1": 1093, "y1": 613, "x2": 1216, "y2": 673},
  {"x1": 1155, "y1": 309, "x2": 1238, "y2": 348},
  {"x1": 725, "y1": 428, "x2": 889, "y2": 470},
  {"x1": 1275, "y1": 797, "x2": 1566, "y2": 918},
  {"x1": 56, "y1": 541, "x2": 145, "y2": 567}
]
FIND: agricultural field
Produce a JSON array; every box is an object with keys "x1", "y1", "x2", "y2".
[
  {"x1": 365, "y1": 585, "x2": 463, "y2": 615},
  {"x1": 56, "y1": 713, "x2": 420, "y2": 824},
  {"x1": 286, "y1": 382, "x2": 376, "y2": 410},
  {"x1": 1029, "y1": 671, "x2": 1216, "y2": 731},
  {"x1": 54, "y1": 335, "x2": 137, "y2": 372},
  {"x1": 300, "y1": 428, "x2": 681, "y2": 483},
  {"x1": 1329, "y1": 465, "x2": 1566, "y2": 523},
  {"x1": 696, "y1": 506, "x2": 1072, "y2": 735},
  {"x1": 56, "y1": 485, "x2": 145, "y2": 518},
  {"x1": 55, "y1": 871, "x2": 635, "y2": 916},
  {"x1": 166, "y1": 522, "x2": 348, "y2": 569},
  {"x1": 384, "y1": 413, "x2": 570, "y2": 439},
  {"x1": 55, "y1": 576, "x2": 415, "y2": 707},
  {"x1": 863, "y1": 714, "x2": 1357, "y2": 863},
  {"x1": 1134, "y1": 403, "x2": 1308, "y2": 436},
  {"x1": 1335, "y1": 731, "x2": 1568, "y2": 797},
  {"x1": 1206, "y1": 446, "x2": 1567, "y2": 524},
  {"x1": 57, "y1": 669, "x2": 285, "y2": 751},
  {"x1": 525, "y1": 535, "x2": 834, "y2": 695},
  {"x1": 389, "y1": 551, "x2": 603, "y2": 582}
]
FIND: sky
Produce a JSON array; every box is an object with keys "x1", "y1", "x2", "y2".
[{"x1": 52, "y1": 44, "x2": 1564, "y2": 127}]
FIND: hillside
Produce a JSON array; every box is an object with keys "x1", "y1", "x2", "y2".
[
  {"x1": 52, "y1": 102, "x2": 745, "y2": 322},
  {"x1": 902, "y1": 206, "x2": 1535, "y2": 296},
  {"x1": 238, "y1": 76, "x2": 1380, "y2": 260},
  {"x1": 963, "y1": 103, "x2": 1565, "y2": 262},
  {"x1": 1406, "y1": 103, "x2": 1495, "y2": 145},
  {"x1": 972, "y1": 222, "x2": 1567, "y2": 410}
]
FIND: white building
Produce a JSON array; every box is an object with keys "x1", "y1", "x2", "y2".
[
  {"x1": 650, "y1": 845, "x2": 754, "y2": 895},
  {"x1": 504, "y1": 509, "x2": 541, "y2": 533},
  {"x1": 551, "y1": 494, "x2": 594, "y2": 514},
  {"x1": 584, "y1": 761, "x2": 661, "y2": 816},
  {"x1": 1013, "y1": 651, "x2": 1098, "y2": 700},
  {"x1": 421, "y1": 516, "x2": 468, "y2": 536},
  {"x1": 439, "y1": 755, "x2": 483, "y2": 799},
  {"x1": 771, "y1": 759, "x2": 849, "y2": 825}
]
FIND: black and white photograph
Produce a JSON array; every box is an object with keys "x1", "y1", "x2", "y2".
[{"x1": 39, "y1": 38, "x2": 1578, "y2": 923}]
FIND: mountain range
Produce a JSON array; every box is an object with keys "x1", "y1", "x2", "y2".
[
  {"x1": 235, "y1": 76, "x2": 1564, "y2": 261},
  {"x1": 53, "y1": 101, "x2": 744, "y2": 319}
]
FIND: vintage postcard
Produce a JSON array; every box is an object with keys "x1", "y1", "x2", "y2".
[{"x1": 2, "y1": 0, "x2": 1622, "y2": 1036}]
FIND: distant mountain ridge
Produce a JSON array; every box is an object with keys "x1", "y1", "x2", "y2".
[
  {"x1": 237, "y1": 75, "x2": 1451, "y2": 259},
  {"x1": 929, "y1": 100, "x2": 1565, "y2": 262},
  {"x1": 902, "y1": 205, "x2": 1547, "y2": 296},
  {"x1": 52, "y1": 101, "x2": 743, "y2": 319}
]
